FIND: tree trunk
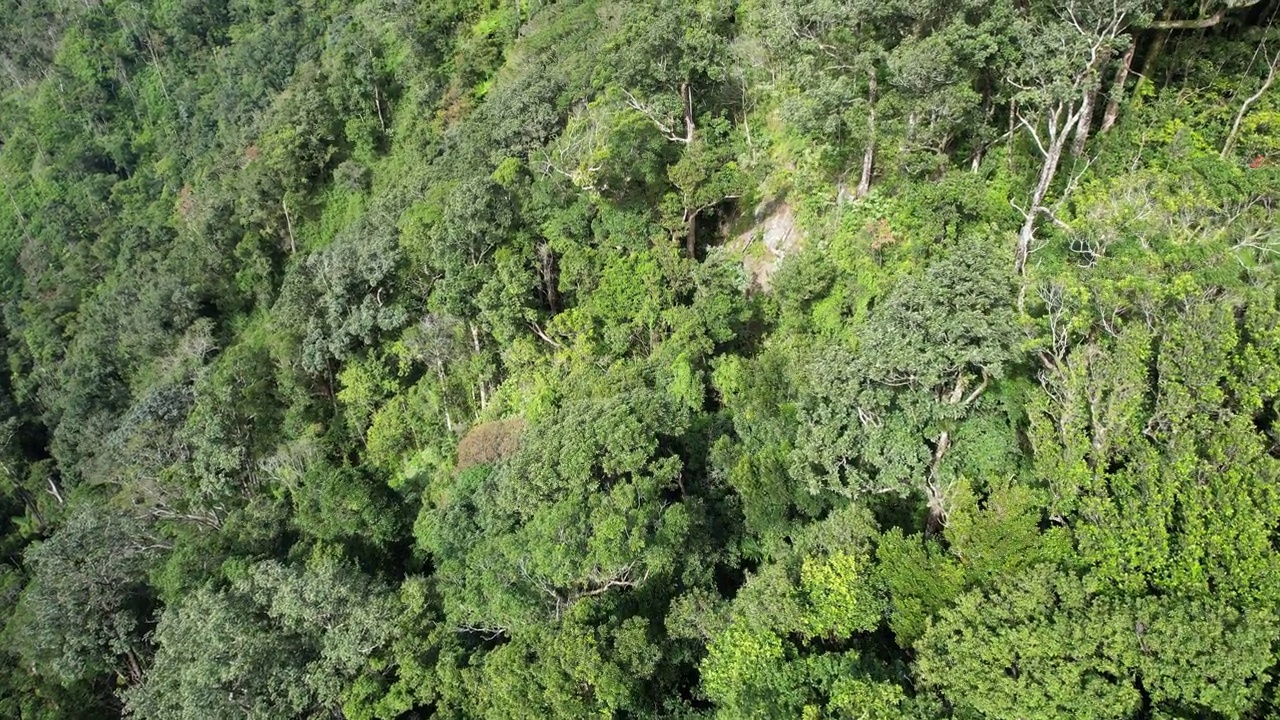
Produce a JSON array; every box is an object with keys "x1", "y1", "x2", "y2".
[
  {"x1": 1222, "y1": 46, "x2": 1280, "y2": 158},
  {"x1": 924, "y1": 430, "x2": 952, "y2": 536},
  {"x1": 1132, "y1": 29, "x2": 1169, "y2": 106},
  {"x1": 46, "y1": 476, "x2": 63, "y2": 505},
  {"x1": 1017, "y1": 109, "x2": 1072, "y2": 274},
  {"x1": 15, "y1": 486, "x2": 44, "y2": 529},
  {"x1": 680, "y1": 81, "x2": 694, "y2": 143},
  {"x1": 469, "y1": 323, "x2": 487, "y2": 410},
  {"x1": 124, "y1": 647, "x2": 144, "y2": 685},
  {"x1": 1072, "y1": 49, "x2": 1110, "y2": 156},
  {"x1": 436, "y1": 361, "x2": 453, "y2": 433},
  {"x1": 1100, "y1": 41, "x2": 1137, "y2": 133},
  {"x1": 685, "y1": 210, "x2": 698, "y2": 260},
  {"x1": 373, "y1": 82, "x2": 386, "y2": 134},
  {"x1": 856, "y1": 66, "x2": 877, "y2": 198},
  {"x1": 1145, "y1": 5, "x2": 1264, "y2": 30},
  {"x1": 537, "y1": 243, "x2": 559, "y2": 313},
  {"x1": 144, "y1": 33, "x2": 170, "y2": 103},
  {"x1": 971, "y1": 81, "x2": 995, "y2": 172},
  {"x1": 282, "y1": 198, "x2": 297, "y2": 254},
  {"x1": 1007, "y1": 99, "x2": 1018, "y2": 173},
  {"x1": 1071, "y1": 86, "x2": 1097, "y2": 157}
]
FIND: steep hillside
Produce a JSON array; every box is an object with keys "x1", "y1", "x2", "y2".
[{"x1": 0, "y1": 0, "x2": 1279, "y2": 717}]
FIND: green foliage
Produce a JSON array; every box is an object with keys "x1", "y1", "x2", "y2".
[
  {"x1": 918, "y1": 565, "x2": 1279, "y2": 720},
  {"x1": 790, "y1": 235, "x2": 1020, "y2": 506},
  {"x1": 418, "y1": 366, "x2": 690, "y2": 631},
  {"x1": 1, "y1": 0, "x2": 1279, "y2": 717},
  {"x1": 125, "y1": 549, "x2": 401, "y2": 719},
  {"x1": 700, "y1": 506, "x2": 898, "y2": 718},
  {"x1": 7, "y1": 509, "x2": 159, "y2": 686}
]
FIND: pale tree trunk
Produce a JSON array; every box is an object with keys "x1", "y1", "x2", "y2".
[
  {"x1": 925, "y1": 372, "x2": 988, "y2": 533},
  {"x1": 623, "y1": 80, "x2": 694, "y2": 144},
  {"x1": 971, "y1": 83, "x2": 995, "y2": 172},
  {"x1": 373, "y1": 82, "x2": 386, "y2": 133},
  {"x1": 144, "y1": 34, "x2": 170, "y2": 103},
  {"x1": 856, "y1": 66, "x2": 877, "y2": 198},
  {"x1": 1071, "y1": 86, "x2": 1097, "y2": 157},
  {"x1": 282, "y1": 198, "x2": 297, "y2": 254},
  {"x1": 1017, "y1": 138, "x2": 1066, "y2": 273},
  {"x1": 925, "y1": 430, "x2": 951, "y2": 535},
  {"x1": 1100, "y1": 41, "x2": 1137, "y2": 133},
  {"x1": 46, "y1": 476, "x2": 64, "y2": 505},
  {"x1": 1072, "y1": 49, "x2": 1110, "y2": 156},
  {"x1": 681, "y1": 81, "x2": 695, "y2": 144},
  {"x1": 124, "y1": 647, "x2": 144, "y2": 685},
  {"x1": 1013, "y1": 0, "x2": 1131, "y2": 272},
  {"x1": 1146, "y1": 0, "x2": 1267, "y2": 31},
  {"x1": 369, "y1": 49, "x2": 386, "y2": 134},
  {"x1": 537, "y1": 243, "x2": 559, "y2": 313},
  {"x1": 1007, "y1": 98, "x2": 1020, "y2": 174},
  {"x1": 1017, "y1": 102, "x2": 1077, "y2": 274},
  {"x1": 1222, "y1": 44, "x2": 1280, "y2": 158},
  {"x1": 436, "y1": 361, "x2": 453, "y2": 433}
]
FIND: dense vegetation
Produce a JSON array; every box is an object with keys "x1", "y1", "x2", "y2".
[{"x1": 1, "y1": 0, "x2": 1279, "y2": 717}]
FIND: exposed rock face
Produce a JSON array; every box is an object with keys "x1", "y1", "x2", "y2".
[{"x1": 730, "y1": 197, "x2": 803, "y2": 292}]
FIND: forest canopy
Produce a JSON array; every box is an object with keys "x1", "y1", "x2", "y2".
[{"x1": 1, "y1": 0, "x2": 1279, "y2": 717}]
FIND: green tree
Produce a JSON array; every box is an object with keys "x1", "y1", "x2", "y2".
[
  {"x1": 792, "y1": 236, "x2": 1020, "y2": 527},
  {"x1": 8, "y1": 509, "x2": 161, "y2": 687},
  {"x1": 419, "y1": 368, "x2": 690, "y2": 632},
  {"x1": 125, "y1": 550, "x2": 400, "y2": 719}
]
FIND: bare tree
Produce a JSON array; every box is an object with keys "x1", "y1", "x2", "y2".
[
  {"x1": 1222, "y1": 33, "x2": 1280, "y2": 158},
  {"x1": 1011, "y1": 0, "x2": 1138, "y2": 274}
]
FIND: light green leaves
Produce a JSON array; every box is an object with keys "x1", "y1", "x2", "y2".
[{"x1": 800, "y1": 551, "x2": 880, "y2": 638}]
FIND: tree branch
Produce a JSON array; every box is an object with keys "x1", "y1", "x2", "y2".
[
  {"x1": 1223, "y1": 44, "x2": 1280, "y2": 157},
  {"x1": 1149, "y1": 9, "x2": 1225, "y2": 29}
]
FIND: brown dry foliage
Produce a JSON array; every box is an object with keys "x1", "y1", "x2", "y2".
[
  {"x1": 455, "y1": 417, "x2": 527, "y2": 473},
  {"x1": 176, "y1": 184, "x2": 196, "y2": 220},
  {"x1": 866, "y1": 219, "x2": 897, "y2": 252}
]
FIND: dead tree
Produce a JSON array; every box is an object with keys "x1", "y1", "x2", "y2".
[
  {"x1": 1222, "y1": 35, "x2": 1280, "y2": 157},
  {"x1": 1012, "y1": 0, "x2": 1135, "y2": 274}
]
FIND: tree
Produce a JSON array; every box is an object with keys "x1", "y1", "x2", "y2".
[
  {"x1": 603, "y1": 0, "x2": 734, "y2": 147},
  {"x1": 918, "y1": 564, "x2": 1279, "y2": 719},
  {"x1": 125, "y1": 550, "x2": 400, "y2": 719},
  {"x1": 664, "y1": 117, "x2": 741, "y2": 258},
  {"x1": 791, "y1": 236, "x2": 1020, "y2": 528},
  {"x1": 700, "y1": 506, "x2": 911, "y2": 719},
  {"x1": 3, "y1": 0, "x2": 1280, "y2": 715},
  {"x1": 8, "y1": 509, "x2": 161, "y2": 687},
  {"x1": 465, "y1": 611, "x2": 670, "y2": 718},
  {"x1": 747, "y1": 0, "x2": 884, "y2": 192},
  {"x1": 277, "y1": 213, "x2": 406, "y2": 376},
  {"x1": 710, "y1": 348, "x2": 813, "y2": 544},
  {"x1": 123, "y1": 585, "x2": 312, "y2": 719},
  {"x1": 917, "y1": 565, "x2": 1140, "y2": 720},
  {"x1": 1010, "y1": 0, "x2": 1153, "y2": 273},
  {"x1": 418, "y1": 367, "x2": 690, "y2": 632}
]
